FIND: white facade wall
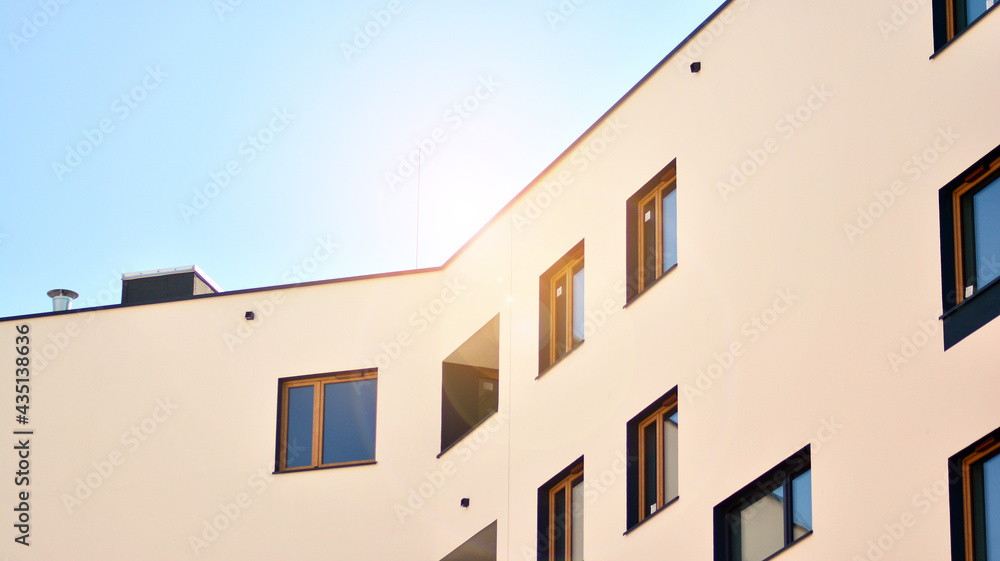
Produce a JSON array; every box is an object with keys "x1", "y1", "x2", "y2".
[{"x1": 3, "y1": 0, "x2": 999, "y2": 559}]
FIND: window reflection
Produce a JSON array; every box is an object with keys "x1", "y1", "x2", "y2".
[
  {"x1": 285, "y1": 386, "x2": 314, "y2": 468},
  {"x1": 739, "y1": 486, "x2": 786, "y2": 561}
]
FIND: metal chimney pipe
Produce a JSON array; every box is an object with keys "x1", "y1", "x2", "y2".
[{"x1": 47, "y1": 289, "x2": 79, "y2": 312}]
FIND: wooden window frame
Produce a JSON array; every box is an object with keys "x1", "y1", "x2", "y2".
[
  {"x1": 277, "y1": 369, "x2": 377, "y2": 472},
  {"x1": 539, "y1": 242, "x2": 585, "y2": 373},
  {"x1": 544, "y1": 463, "x2": 584, "y2": 561},
  {"x1": 958, "y1": 435, "x2": 1000, "y2": 561},
  {"x1": 951, "y1": 156, "x2": 1000, "y2": 304},
  {"x1": 939, "y1": 144, "x2": 1000, "y2": 349},
  {"x1": 637, "y1": 394, "x2": 678, "y2": 523},
  {"x1": 626, "y1": 161, "x2": 677, "y2": 303},
  {"x1": 637, "y1": 171, "x2": 677, "y2": 292},
  {"x1": 935, "y1": 0, "x2": 998, "y2": 50}
]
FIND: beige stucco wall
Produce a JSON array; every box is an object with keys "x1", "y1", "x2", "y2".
[{"x1": 2, "y1": 0, "x2": 999, "y2": 559}]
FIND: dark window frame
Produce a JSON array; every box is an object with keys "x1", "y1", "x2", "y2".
[
  {"x1": 939, "y1": 143, "x2": 1000, "y2": 349},
  {"x1": 537, "y1": 458, "x2": 585, "y2": 561},
  {"x1": 539, "y1": 241, "x2": 585, "y2": 374},
  {"x1": 625, "y1": 388, "x2": 679, "y2": 531},
  {"x1": 713, "y1": 446, "x2": 812, "y2": 561},
  {"x1": 626, "y1": 160, "x2": 678, "y2": 304},
  {"x1": 275, "y1": 368, "x2": 377, "y2": 473},
  {"x1": 948, "y1": 426, "x2": 1000, "y2": 561},
  {"x1": 933, "y1": 0, "x2": 999, "y2": 52}
]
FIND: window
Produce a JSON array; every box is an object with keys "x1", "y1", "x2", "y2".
[
  {"x1": 440, "y1": 521, "x2": 497, "y2": 561},
  {"x1": 539, "y1": 242, "x2": 585, "y2": 373},
  {"x1": 954, "y1": 163, "x2": 1000, "y2": 301},
  {"x1": 537, "y1": 459, "x2": 584, "y2": 561},
  {"x1": 441, "y1": 363, "x2": 498, "y2": 452},
  {"x1": 949, "y1": 427, "x2": 1000, "y2": 561},
  {"x1": 934, "y1": 0, "x2": 998, "y2": 50},
  {"x1": 626, "y1": 389, "x2": 679, "y2": 530},
  {"x1": 626, "y1": 161, "x2": 677, "y2": 302},
  {"x1": 276, "y1": 369, "x2": 377, "y2": 472},
  {"x1": 713, "y1": 447, "x2": 812, "y2": 561},
  {"x1": 440, "y1": 316, "x2": 501, "y2": 453},
  {"x1": 939, "y1": 145, "x2": 1000, "y2": 348}
]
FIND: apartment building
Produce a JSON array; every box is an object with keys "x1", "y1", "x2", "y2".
[{"x1": 3, "y1": 0, "x2": 999, "y2": 559}]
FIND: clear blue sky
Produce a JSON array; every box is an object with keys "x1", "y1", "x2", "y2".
[{"x1": 1, "y1": 1, "x2": 721, "y2": 318}]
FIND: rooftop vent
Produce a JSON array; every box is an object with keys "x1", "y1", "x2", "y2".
[
  {"x1": 121, "y1": 265, "x2": 220, "y2": 305},
  {"x1": 46, "y1": 289, "x2": 79, "y2": 312}
]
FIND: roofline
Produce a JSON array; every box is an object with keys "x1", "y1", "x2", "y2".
[
  {"x1": 0, "y1": 265, "x2": 442, "y2": 323},
  {"x1": 438, "y1": 0, "x2": 737, "y2": 269},
  {"x1": 0, "y1": 2, "x2": 735, "y2": 324}
]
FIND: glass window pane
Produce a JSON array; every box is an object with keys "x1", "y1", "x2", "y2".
[
  {"x1": 967, "y1": 0, "x2": 992, "y2": 25},
  {"x1": 322, "y1": 379, "x2": 377, "y2": 465},
  {"x1": 285, "y1": 386, "x2": 314, "y2": 468},
  {"x1": 662, "y1": 188, "x2": 678, "y2": 272},
  {"x1": 983, "y1": 454, "x2": 1000, "y2": 561},
  {"x1": 554, "y1": 275, "x2": 567, "y2": 359},
  {"x1": 552, "y1": 488, "x2": 566, "y2": 561},
  {"x1": 571, "y1": 479, "x2": 584, "y2": 561},
  {"x1": 572, "y1": 267, "x2": 585, "y2": 346},
  {"x1": 973, "y1": 177, "x2": 1000, "y2": 288},
  {"x1": 739, "y1": 485, "x2": 786, "y2": 561},
  {"x1": 643, "y1": 423, "x2": 658, "y2": 515},
  {"x1": 664, "y1": 411, "x2": 679, "y2": 503},
  {"x1": 641, "y1": 198, "x2": 657, "y2": 287},
  {"x1": 792, "y1": 470, "x2": 813, "y2": 539}
]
